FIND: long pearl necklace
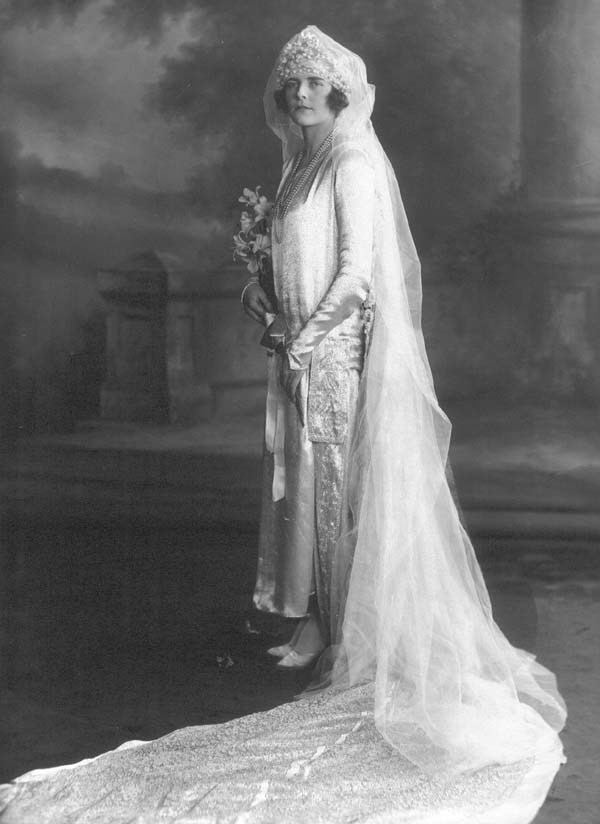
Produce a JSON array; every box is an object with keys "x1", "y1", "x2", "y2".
[{"x1": 273, "y1": 131, "x2": 333, "y2": 243}]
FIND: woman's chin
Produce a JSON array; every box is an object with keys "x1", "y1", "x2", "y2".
[{"x1": 290, "y1": 111, "x2": 315, "y2": 126}]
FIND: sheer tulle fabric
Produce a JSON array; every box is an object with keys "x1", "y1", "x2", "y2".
[{"x1": 265, "y1": 26, "x2": 566, "y2": 777}]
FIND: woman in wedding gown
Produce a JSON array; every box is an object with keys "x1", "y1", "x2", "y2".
[
  {"x1": 0, "y1": 27, "x2": 566, "y2": 824},
  {"x1": 245, "y1": 27, "x2": 377, "y2": 669}
]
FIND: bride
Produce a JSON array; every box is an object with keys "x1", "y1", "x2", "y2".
[{"x1": 0, "y1": 27, "x2": 566, "y2": 824}]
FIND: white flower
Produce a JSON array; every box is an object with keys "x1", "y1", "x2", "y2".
[
  {"x1": 250, "y1": 233, "x2": 271, "y2": 254},
  {"x1": 240, "y1": 210, "x2": 254, "y2": 233},
  {"x1": 239, "y1": 187, "x2": 258, "y2": 207},
  {"x1": 254, "y1": 195, "x2": 272, "y2": 221},
  {"x1": 233, "y1": 186, "x2": 274, "y2": 277}
]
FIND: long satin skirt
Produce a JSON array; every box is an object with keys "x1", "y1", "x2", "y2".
[{"x1": 253, "y1": 366, "x2": 360, "y2": 644}]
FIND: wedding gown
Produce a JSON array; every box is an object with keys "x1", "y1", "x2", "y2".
[
  {"x1": 255, "y1": 137, "x2": 370, "y2": 646},
  {"x1": 0, "y1": 26, "x2": 567, "y2": 824}
]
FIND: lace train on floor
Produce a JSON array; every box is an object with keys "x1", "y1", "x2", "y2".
[{"x1": 0, "y1": 684, "x2": 563, "y2": 824}]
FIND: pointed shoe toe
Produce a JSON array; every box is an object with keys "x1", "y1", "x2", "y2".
[
  {"x1": 275, "y1": 650, "x2": 321, "y2": 670},
  {"x1": 266, "y1": 643, "x2": 293, "y2": 658}
]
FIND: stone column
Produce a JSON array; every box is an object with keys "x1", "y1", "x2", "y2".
[{"x1": 520, "y1": 0, "x2": 600, "y2": 398}]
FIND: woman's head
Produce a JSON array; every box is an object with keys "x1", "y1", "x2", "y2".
[
  {"x1": 273, "y1": 28, "x2": 352, "y2": 127},
  {"x1": 273, "y1": 75, "x2": 348, "y2": 125},
  {"x1": 265, "y1": 27, "x2": 374, "y2": 162}
]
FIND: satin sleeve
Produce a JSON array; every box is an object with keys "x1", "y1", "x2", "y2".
[{"x1": 287, "y1": 149, "x2": 375, "y2": 369}]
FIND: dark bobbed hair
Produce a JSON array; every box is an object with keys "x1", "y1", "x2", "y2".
[{"x1": 274, "y1": 85, "x2": 349, "y2": 116}]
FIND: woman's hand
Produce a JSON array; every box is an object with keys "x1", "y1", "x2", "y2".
[
  {"x1": 279, "y1": 356, "x2": 307, "y2": 425},
  {"x1": 260, "y1": 314, "x2": 289, "y2": 352},
  {"x1": 242, "y1": 282, "x2": 274, "y2": 325}
]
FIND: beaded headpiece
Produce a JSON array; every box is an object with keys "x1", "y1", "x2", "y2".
[{"x1": 275, "y1": 27, "x2": 352, "y2": 95}]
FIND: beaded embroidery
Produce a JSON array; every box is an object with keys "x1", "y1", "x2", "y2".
[
  {"x1": 308, "y1": 340, "x2": 351, "y2": 444},
  {"x1": 276, "y1": 28, "x2": 352, "y2": 94}
]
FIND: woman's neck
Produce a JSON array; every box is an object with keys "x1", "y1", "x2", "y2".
[{"x1": 301, "y1": 119, "x2": 335, "y2": 160}]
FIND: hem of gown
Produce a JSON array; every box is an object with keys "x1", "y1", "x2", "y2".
[
  {"x1": 252, "y1": 595, "x2": 310, "y2": 619},
  {"x1": 0, "y1": 718, "x2": 564, "y2": 824},
  {"x1": 5, "y1": 740, "x2": 148, "y2": 787},
  {"x1": 253, "y1": 587, "x2": 316, "y2": 619},
  {"x1": 458, "y1": 743, "x2": 564, "y2": 824}
]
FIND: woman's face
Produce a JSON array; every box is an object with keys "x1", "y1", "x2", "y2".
[{"x1": 284, "y1": 75, "x2": 335, "y2": 128}]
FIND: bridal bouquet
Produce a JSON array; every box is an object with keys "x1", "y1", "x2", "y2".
[
  {"x1": 233, "y1": 186, "x2": 277, "y2": 312},
  {"x1": 233, "y1": 187, "x2": 273, "y2": 273}
]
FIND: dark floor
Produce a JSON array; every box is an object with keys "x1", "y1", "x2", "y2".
[
  {"x1": 0, "y1": 521, "x2": 302, "y2": 772},
  {"x1": 1, "y1": 403, "x2": 599, "y2": 823}
]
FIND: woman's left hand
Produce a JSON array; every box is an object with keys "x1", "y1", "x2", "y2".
[
  {"x1": 279, "y1": 357, "x2": 307, "y2": 425},
  {"x1": 260, "y1": 314, "x2": 289, "y2": 352}
]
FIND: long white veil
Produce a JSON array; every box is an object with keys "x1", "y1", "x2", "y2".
[{"x1": 265, "y1": 26, "x2": 566, "y2": 778}]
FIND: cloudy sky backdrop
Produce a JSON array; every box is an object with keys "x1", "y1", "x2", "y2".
[
  {"x1": 2, "y1": 0, "x2": 520, "y2": 265},
  {"x1": 0, "y1": 0, "x2": 521, "y2": 430}
]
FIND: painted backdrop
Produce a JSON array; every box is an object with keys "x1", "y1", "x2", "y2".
[{"x1": 1, "y1": 0, "x2": 527, "y2": 432}]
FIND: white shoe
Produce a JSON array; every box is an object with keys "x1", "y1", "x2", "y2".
[
  {"x1": 266, "y1": 643, "x2": 293, "y2": 658},
  {"x1": 276, "y1": 649, "x2": 321, "y2": 670}
]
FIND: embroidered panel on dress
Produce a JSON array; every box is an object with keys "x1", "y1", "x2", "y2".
[{"x1": 307, "y1": 341, "x2": 351, "y2": 444}]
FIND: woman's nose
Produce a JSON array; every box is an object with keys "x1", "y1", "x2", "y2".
[{"x1": 296, "y1": 81, "x2": 309, "y2": 99}]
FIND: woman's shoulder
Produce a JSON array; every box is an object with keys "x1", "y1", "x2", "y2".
[
  {"x1": 333, "y1": 142, "x2": 374, "y2": 174},
  {"x1": 333, "y1": 142, "x2": 375, "y2": 191}
]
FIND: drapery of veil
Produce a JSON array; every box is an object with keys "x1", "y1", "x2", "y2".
[{"x1": 266, "y1": 25, "x2": 566, "y2": 778}]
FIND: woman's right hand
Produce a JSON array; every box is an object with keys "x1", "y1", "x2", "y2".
[{"x1": 242, "y1": 282, "x2": 274, "y2": 325}]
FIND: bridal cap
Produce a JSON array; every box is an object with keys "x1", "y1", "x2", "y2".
[
  {"x1": 275, "y1": 26, "x2": 352, "y2": 95},
  {"x1": 265, "y1": 26, "x2": 374, "y2": 164}
]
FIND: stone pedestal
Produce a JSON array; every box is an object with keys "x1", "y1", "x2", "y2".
[
  {"x1": 166, "y1": 266, "x2": 212, "y2": 424},
  {"x1": 99, "y1": 253, "x2": 268, "y2": 423},
  {"x1": 99, "y1": 251, "x2": 169, "y2": 422},
  {"x1": 520, "y1": 0, "x2": 600, "y2": 398}
]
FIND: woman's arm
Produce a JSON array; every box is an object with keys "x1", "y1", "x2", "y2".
[{"x1": 286, "y1": 148, "x2": 375, "y2": 369}]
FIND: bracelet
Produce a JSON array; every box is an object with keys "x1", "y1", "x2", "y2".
[{"x1": 240, "y1": 277, "x2": 259, "y2": 305}]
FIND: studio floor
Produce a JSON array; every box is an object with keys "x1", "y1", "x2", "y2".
[{"x1": 1, "y1": 402, "x2": 599, "y2": 823}]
